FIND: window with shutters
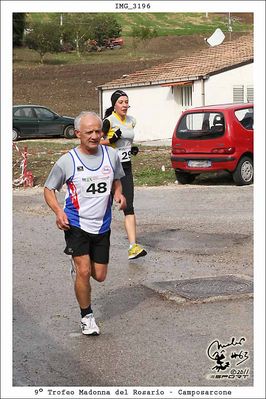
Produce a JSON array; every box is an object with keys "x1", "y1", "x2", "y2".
[
  {"x1": 247, "y1": 85, "x2": 254, "y2": 102},
  {"x1": 233, "y1": 85, "x2": 244, "y2": 103},
  {"x1": 233, "y1": 85, "x2": 253, "y2": 103},
  {"x1": 181, "y1": 86, "x2": 192, "y2": 106}
]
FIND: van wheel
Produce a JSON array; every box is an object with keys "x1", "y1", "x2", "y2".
[
  {"x1": 233, "y1": 156, "x2": 253, "y2": 185},
  {"x1": 175, "y1": 171, "x2": 196, "y2": 184}
]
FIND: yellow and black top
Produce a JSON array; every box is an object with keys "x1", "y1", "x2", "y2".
[{"x1": 102, "y1": 112, "x2": 136, "y2": 164}]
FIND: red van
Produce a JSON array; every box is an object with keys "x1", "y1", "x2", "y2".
[{"x1": 171, "y1": 103, "x2": 253, "y2": 185}]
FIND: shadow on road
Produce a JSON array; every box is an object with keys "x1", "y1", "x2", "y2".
[
  {"x1": 191, "y1": 171, "x2": 236, "y2": 186},
  {"x1": 13, "y1": 301, "x2": 106, "y2": 387},
  {"x1": 97, "y1": 285, "x2": 155, "y2": 321}
]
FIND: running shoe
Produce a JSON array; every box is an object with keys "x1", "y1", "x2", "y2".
[
  {"x1": 80, "y1": 313, "x2": 100, "y2": 336},
  {"x1": 128, "y1": 243, "x2": 147, "y2": 260}
]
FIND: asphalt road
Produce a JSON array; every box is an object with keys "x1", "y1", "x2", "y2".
[{"x1": 12, "y1": 183, "x2": 253, "y2": 390}]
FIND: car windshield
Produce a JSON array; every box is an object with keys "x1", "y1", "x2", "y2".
[{"x1": 176, "y1": 112, "x2": 225, "y2": 139}]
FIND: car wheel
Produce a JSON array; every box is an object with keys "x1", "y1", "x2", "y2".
[
  {"x1": 13, "y1": 128, "x2": 19, "y2": 141},
  {"x1": 175, "y1": 171, "x2": 196, "y2": 184},
  {"x1": 232, "y1": 156, "x2": 253, "y2": 185},
  {"x1": 64, "y1": 125, "x2": 75, "y2": 139}
]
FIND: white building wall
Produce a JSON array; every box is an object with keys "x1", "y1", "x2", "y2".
[
  {"x1": 101, "y1": 63, "x2": 253, "y2": 142},
  {"x1": 193, "y1": 80, "x2": 205, "y2": 105},
  {"x1": 204, "y1": 63, "x2": 253, "y2": 104},
  {"x1": 102, "y1": 85, "x2": 182, "y2": 141}
]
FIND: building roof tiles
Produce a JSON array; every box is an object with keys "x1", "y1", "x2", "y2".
[{"x1": 99, "y1": 34, "x2": 253, "y2": 89}]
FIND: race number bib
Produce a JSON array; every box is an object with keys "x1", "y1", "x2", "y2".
[
  {"x1": 81, "y1": 176, "x2": 111, "y2": 198},
  {"x1": 118, "y1": 146, "x2": 131, "y2": 162}
]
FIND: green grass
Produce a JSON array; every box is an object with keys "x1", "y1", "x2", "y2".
[
  {"x1": 13, "y1": 140, "x2": 234, "y2": 187},
  {"x1": 26, "y1": 12, "x2": 253, "y2": 37},
  {"x1": 132, "y1": 145, "x2": 175, "y2": 186},
  {"x1": 13, "y1": 141, "x2": 175, "y2": 187},
  {"x1": 133, "y1": 167, "x2": 175, "y2": 186}
]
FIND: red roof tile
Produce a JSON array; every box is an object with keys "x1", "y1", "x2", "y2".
[{"x1": 99, "y1": 35, "x2": 253, "y2": 89}]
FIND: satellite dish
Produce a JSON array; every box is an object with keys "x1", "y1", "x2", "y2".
[{"x1": 205, "y1": 28, "x2": 225, "y2": 47}]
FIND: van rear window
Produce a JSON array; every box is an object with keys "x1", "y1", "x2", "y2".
[{"x1": 176, "y1": 112, "x2": 225, "y2": 139}]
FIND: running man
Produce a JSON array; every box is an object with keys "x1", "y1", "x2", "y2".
[{"x1": 44, "y1": 111, "x2": 126, "y2": 335}]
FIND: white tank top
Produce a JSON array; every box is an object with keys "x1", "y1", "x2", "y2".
[{"x1": 64, "y1": 146, "x2": 114, "y2": 234}]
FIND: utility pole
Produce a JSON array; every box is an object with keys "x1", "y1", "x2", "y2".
[
  {"x1": 228, "y1": 12, "x2": 232, "y2": 41},
  {"x1": 60, "y1": 14, "x2": 63, "y2": 46}
]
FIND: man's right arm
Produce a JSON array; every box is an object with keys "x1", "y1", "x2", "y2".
[
  {"x1": 44, "y1": 155, "x2": 72, "y2": 231},
  {"x1": 44, "y1": 188, "x2": 70, "y2": 230}
]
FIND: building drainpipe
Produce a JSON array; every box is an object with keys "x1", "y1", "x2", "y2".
[
  {"x1": 98, "y1": 87, "x2": 103, "y2": 118},
  {"x1": 200, "y1": 77, "x2": 205, "y2": 106}
]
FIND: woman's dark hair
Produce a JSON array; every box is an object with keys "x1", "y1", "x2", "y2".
[
  {"x1": 104, "y1": 106, "x2": 114, "y2": 118},
  {"x1": 104, "y1": 89, "x2": 128, "y2": 118}
]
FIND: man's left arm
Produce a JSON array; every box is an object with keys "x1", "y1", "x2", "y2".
[{"x1": 112, "y1": 180, "x2": 126, "y2": 210}]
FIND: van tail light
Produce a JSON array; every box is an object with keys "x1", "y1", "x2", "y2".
[
  {"x1": 173, "y1": 148, "x2": 186, "y2": 154},
  {"x1": 211, "y1": 147, "x2": 235, "y2": 154}
]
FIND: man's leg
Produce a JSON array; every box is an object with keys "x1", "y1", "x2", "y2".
[
  {"x1": 91, "y1": 261, "x2": 108, "y2": 283},
  {"x1": 73, "y1": 254, "x2": 91, "y2": 309},
  {"x1": 72, "y1": 255, "x2": 100, "y2": 335}
]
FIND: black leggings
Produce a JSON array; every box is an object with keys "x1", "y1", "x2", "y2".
[{"x1": 121, "y1": 162, "x2": 134, "y2": 216}]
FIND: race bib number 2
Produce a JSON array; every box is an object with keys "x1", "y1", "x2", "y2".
[{"x1": 118, "y1": 146, "x2": 131, "y2": 162}]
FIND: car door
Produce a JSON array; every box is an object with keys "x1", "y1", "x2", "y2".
[
  {"x1": 234, "y1": 107, "x2": 253, "y2": 153},
  {"x1": 13, "y1": 106, "x2": 39, "y2": 137},
  {"x1": 35, "y1": 107, "x2": 61, "y2": 137}
]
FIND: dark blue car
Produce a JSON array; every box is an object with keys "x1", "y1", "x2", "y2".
[{"x1": 13, "y1": 105, "x2": 75, "y2": 140}]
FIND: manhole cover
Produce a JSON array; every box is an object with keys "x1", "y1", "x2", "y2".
[{"x1": 146, "y1": 275, "x2": 253, "y2": 303}]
